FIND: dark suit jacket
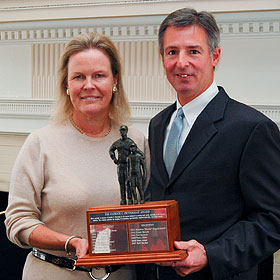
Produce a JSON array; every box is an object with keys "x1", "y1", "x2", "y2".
[{"x1": 147, "y1": 87, "x2": 280, "y2": 280}]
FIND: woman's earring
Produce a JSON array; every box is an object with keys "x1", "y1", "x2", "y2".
[
  {"x1": 66, "y1": 89, "x2": 70, "y2": 96},
  {"x1": 112, "y1": 86, "x2": 117, "y2": 94}
]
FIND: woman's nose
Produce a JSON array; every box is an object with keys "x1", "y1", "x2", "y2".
[{"x1": 84, "y1": 77, "x2": 95, "y2": 89}]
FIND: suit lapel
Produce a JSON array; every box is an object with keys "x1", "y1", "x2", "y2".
[
  {"x1": 168, "y1": 88, "x2": 229, "y2": 186},
  {"x1": 153, "y1": 103, "x2": 176, "y2": 185}
]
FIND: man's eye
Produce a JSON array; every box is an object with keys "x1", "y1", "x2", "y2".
[
  {"x1": 95, "y1": 74, "x2": 104, "y2": 78},
  {"x1": 191, "y1": 50, "x2": 199, "y2": 54},
  {"x1": 167, "y1": 50, "x2": 176, "y2": 55}
]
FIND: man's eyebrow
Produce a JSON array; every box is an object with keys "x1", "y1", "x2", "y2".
[
  {"x1": 188, "y1": 45, "x2": 203, "y2": 50},
  {"x1": 164, "y1": 45, "x2": 203, "y2": 50},
  {"x1": 165, "y1": 45, "x2": 178, "y2": 50}
]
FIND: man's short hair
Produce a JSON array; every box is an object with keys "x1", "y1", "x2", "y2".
[{"x1": 158, "y1": 8, "x2": 220, "y2": 55}]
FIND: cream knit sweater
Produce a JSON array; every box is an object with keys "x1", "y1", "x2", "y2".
[{"x1": 5, "y1": 121, "x2": 150, "y2": 280}]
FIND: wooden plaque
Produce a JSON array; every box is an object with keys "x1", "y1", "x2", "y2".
[{"x1": 76, "y1": 200, "x2": 187, "y2": 267}]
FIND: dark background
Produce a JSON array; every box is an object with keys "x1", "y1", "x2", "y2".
[{"x1": 1, "y1": 191, "x2": 31, "y2": 280}]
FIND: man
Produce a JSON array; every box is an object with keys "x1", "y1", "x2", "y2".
[{"x1": 145, "y1": 8, "x2": 280, "y2": 280}]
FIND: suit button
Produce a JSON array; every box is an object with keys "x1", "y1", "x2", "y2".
[{"x1": 165, "y1": 188, "x2": 172, "y2": 195}]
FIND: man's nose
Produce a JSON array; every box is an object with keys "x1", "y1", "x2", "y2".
[{"x1": 177, "y1": 53, "x2": 190, "y2": 68}]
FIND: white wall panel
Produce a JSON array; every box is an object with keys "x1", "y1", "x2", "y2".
[
  {"x1": 0, "y1": 44, "x2": 32, "y2": 98},
  {"x1": 216, "y1": 36, "x2": 280, "y2": 105}
]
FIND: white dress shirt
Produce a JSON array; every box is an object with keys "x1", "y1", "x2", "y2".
[{"x1": 163, "y1": 81, "x2": 219, "y2": 155}]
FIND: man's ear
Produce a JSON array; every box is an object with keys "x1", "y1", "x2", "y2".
[{"x1": 212, "y1": 46, "x2": 221, "y2": 67}]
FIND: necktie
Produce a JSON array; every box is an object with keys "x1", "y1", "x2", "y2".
[{"x1": 164, "y1": 107, "x2": 185, "y2": 177}]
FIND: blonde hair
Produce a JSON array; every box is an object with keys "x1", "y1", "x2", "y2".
[{"x1": 52, "y1": 32, "x2": 130, "y2": 125}]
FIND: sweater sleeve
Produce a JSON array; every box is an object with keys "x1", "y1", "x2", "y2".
[{"x1": 5, "y1": 132, "x2": 45, "y2": 248}]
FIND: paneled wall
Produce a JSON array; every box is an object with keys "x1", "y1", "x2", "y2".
[
  {"x1": 30, "y1": 41, "x2": 172, "y2": 101},
  {"x1": 32, "y1": 43, "x2": 66, "y2": 99},
  {"x1": 1, "y1": 11, "x2": 280, "y2": 135}
]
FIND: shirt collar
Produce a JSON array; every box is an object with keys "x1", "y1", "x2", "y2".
[{"x1": 176, "y1": 80, "x2": 219, "y2": 127}]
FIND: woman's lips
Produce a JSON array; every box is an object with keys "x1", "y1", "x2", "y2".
[{"x1": 81, "y1": 96, "x2": 100, "y2": 100}]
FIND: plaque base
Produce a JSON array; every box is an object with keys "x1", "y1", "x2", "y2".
[
  {"x1": 79, "y1": 200, "x2": 185, "y2": 267},
  {"x1": 76, "y1": 249, "x2": 187, "y2": 267}
]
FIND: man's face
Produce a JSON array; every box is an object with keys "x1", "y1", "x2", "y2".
[{"x1": 162, "y1": 25, "x2": 221, "y2": 105}]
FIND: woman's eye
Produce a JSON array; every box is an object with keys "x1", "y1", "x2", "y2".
[
  {"x1": 74, "y1": 75, "x2": 83, "y2": 79},
  {"x1": 95, "y1": 74, "x2": 104, "y2": 78}
]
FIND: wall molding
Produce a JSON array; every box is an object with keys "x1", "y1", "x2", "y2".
[
  {"x1": 0, "y1": 99, "x2": 53, "y2": 118},
  {"x1": 1, "y1": 23, "x2": 279, "y2": 43},
  {"x1": 0, "y1": 0, "x2": 183, "y2": 11},
  {"x1": 1, "y1": 0, "x2": 279, "y2": 23},
  {"x1": 0, "y1": 12, "x2": 279, "y2": 43},
  {"x1": 0, "y1": 99, "x2": 279, "y2": 134}
]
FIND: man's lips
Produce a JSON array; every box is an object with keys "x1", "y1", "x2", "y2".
[{"x1": 176, "y1": 73, "x2": 190, "y2": 78}]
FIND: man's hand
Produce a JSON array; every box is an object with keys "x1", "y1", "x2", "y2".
[{"x1": 158, "y1": 240, "x2": 208, "y2": 277}]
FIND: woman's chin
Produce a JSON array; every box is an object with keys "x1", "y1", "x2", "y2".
[{"x1": 74, "y1": 106, "x2": 109, "y2": 119}]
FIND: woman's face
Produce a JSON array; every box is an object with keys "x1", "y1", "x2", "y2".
[{"x1": 67, "y1": 48, "x2": 117, "y2": 120}]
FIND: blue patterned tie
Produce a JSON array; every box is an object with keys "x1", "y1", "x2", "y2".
[{"x1": 164, "y1": 107, "x2": 185, "y2": 177}]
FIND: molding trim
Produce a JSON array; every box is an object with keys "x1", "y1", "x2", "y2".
[
  {"x1": 0, "y1": 24, "x2": 160, "y2": 42},
  {"x1": 130, "y1": 101, "x2": 171, "y2": 120},
  {"x1": 0, "y1": 1, "x2": 184, "y2": 11},
  {"x1": 0, "y1": 12, "x2": 279, "y2": 43},
  {"x1": 252, "y1": 105, "x2": 280, "y2": 125},
  {"x1": 0, "y1": 100, "x2": 279, "y2": 134},
  {"x1": 1, "y1": 23, "x2": 279, "y2": 43},
  {"x1": 0, "y1": 1, "x2": 279, "y2": 23},
  {"x1": 0, "y1": 99, "x2": 53, "y2": 118}
]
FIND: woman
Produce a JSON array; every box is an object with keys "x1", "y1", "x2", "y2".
[{"x1": 5, "y1": 32, "x2": 150, "y2": 280}]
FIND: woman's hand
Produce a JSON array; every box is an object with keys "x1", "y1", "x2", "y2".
[
  {"x1": 28, "y1": 225, "x2": 88, "y2": 258},
  {"x1": 68, "y1": 237, "x2": 88, "y2": 258}
]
